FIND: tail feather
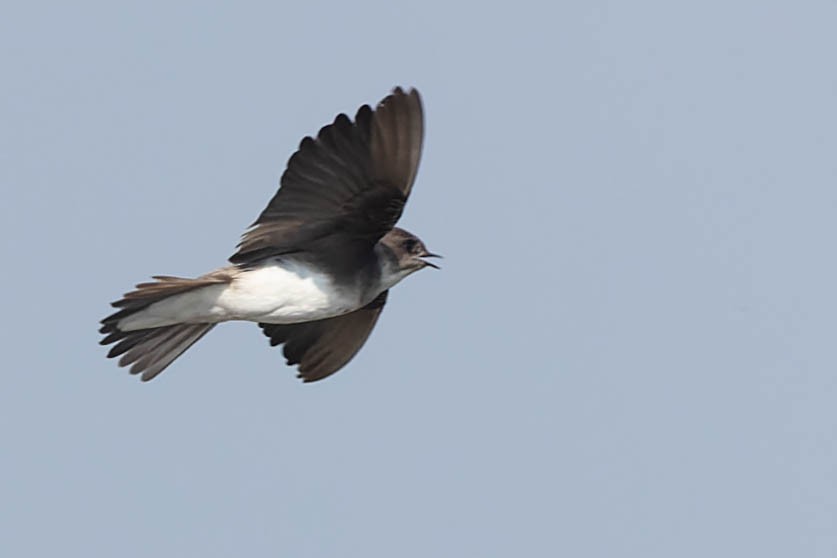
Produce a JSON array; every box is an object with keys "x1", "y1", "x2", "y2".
[
  {"x1": 113, "y1": 324, "x2": 215, "y2": 381},
  {"x1": 100, "y1": 268, "x2": 235, "y2": 381}
]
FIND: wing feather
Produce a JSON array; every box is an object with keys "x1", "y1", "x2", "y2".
[
  {"x1": 259, "y1": 291, "x2": 388, "y2": 382},
  {"x1": 230, "y1": 88, "x2": 424, "y2": 265}
]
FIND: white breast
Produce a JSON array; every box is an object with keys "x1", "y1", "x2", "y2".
[{"x1": 212, "y1": 259, "x2": 361, "y2": 324}]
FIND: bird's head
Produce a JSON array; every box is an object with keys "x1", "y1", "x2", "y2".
[{"x1": 378, "y1": 227, "x2": 441, "y2": 287}]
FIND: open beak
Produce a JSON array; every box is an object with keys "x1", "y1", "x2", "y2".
[{"x1": 419, "y1": 251, "x2": 442, "y2": 269}]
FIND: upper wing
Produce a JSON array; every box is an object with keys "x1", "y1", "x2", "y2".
[
  {"x1": 230, "y1": 87, "x2": 424, "y2": 265},
  {"x1": 258, "y1": 291, "x2": 388, "y2": 382}
]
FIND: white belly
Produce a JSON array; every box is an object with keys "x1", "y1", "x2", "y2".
[
  {"x1": 118, "y1": 260, "x2": 363, "y2": 331},
  {"x1": 215, "y1": 262, "x2": 360, "y2": 323}
]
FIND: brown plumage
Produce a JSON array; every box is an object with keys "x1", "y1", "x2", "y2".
[
  {"x1": 100, "y1": 87, "x2": 434, "y2": 383},
  {"x1": 99, "y1": 269, "x2": 236, "y2": 381},
  {"x1": 229, "y1": 87, "x2": 424, "y2": 267},
  {"x1": 259, "y1": 291, "x2": 389, "y2": 382}
]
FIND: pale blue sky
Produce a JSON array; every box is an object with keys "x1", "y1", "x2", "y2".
[{"x1": 2, "y1": 1, "x2": 836, "y2": 556}]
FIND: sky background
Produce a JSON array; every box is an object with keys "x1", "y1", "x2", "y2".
[{"x1": 2, "y1": 1, "x2": 836, "y2": 556}]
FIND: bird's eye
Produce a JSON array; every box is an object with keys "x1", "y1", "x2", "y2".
[{"x1": 404, "y1": 239, "x2": 417, "y2": 252}]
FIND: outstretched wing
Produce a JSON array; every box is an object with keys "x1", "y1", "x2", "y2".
[
  {"x1": 231, "y1": 87, "x2": 424, "y2": 265},
  {"x1": 258, "y1": 291, "x2": 388, "y2": 382}
]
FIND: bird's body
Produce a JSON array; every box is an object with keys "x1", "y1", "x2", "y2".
[
  {"x1": 114, "y1": 261, "x2": 353, "y2": 331},
  {"x1": 100, "y1": 87, "x2": 438, "y2": 383},
  {"x1": 115, "y1": 243, "x2": 414, "y2": 331}
]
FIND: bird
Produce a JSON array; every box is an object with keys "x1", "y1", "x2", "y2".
[{"x1": 99, "y1": 86, "x2": 438, "y2": 383}]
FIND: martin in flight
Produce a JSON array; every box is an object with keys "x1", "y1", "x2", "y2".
[{"x1": 100, "y1": 87, "x2": 438, "y2": 382}]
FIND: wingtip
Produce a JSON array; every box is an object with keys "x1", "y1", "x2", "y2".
[{"x1": 391, "y1": 85, "x2": 419, "y2": 95}]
